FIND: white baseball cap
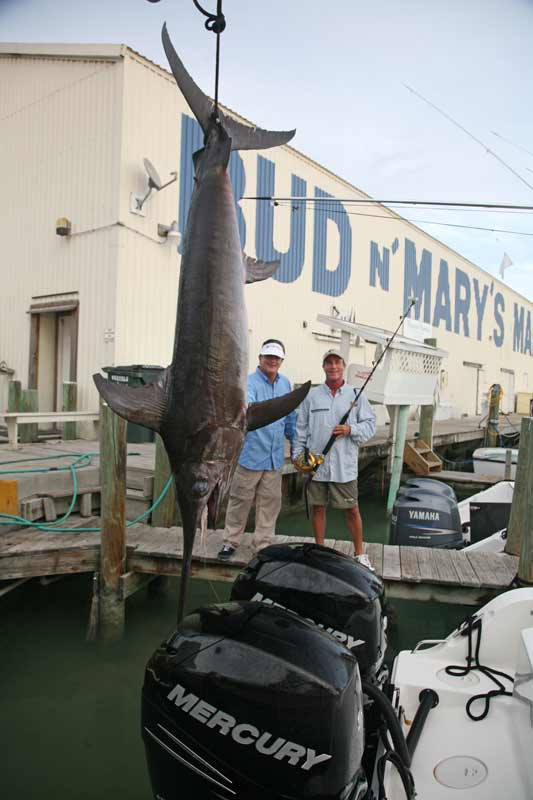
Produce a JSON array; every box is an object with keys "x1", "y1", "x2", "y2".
[
  {"x1": 323, "y1": 348, "x2": 345, "y2": 364},
  {"x1": 260, "y1": 341, "x2": 285, "y2": 358}
]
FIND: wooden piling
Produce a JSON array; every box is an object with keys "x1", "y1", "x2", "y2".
[
  {"x1": 19, "y1": 389, "x2": 38, "y2": 444},
  {"x1": 484, "y1": 384, "x2": 501, "y2": 447},
  {"x1": 505, "y1": 417, "x2": 531, "y2": 558},
  {"x1": 515, "y1": 417, "x2": 533, "y2": 586},
  {"x1": 99, "y1": 401, "x2": 127, "y2": 640},
  {"x1": 151, "y1": 434, "x2": 178, "y2": 528},
  {"x1": 387, "y1": 404, "x2": 410, "y2": 517},
  {"x1": 419, "y1": 338, "x2": 437, "y2": 448},
  {"x1": 62, "y1": 382, "x2": 77, "y2": 440},
  {"x1": 504, "y1": 448, "x2": 513, "y2": 480},
  {"x1": 8, "y1": 380, "x2": 22, "y2": 413}
]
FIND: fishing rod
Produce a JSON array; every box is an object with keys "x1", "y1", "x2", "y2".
[{"x1": 295, "y1": 297, "x2": 418, "y2": 514}]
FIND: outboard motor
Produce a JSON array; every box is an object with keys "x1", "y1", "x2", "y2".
[
  {"x1": 390, "y1": 491, "x2": 463, "y2": 548},
  {"x1": 402, "y1": 477, "x2": 456, "y2": 501},
  {"x1": 142, "y1": 601, "x2": 368, "y2": 800},
  {"x1": 230, "y1": 543, "x2": 387, "y2": 686}
]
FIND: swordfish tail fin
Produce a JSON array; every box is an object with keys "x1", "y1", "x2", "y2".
[
  {"x1": 247, "y1": 380, "x2": 311, "y2": 432},
  {"x1": 162, "y1": 23, "x2": 296, "y2": 151},
  {"x1": 93, "y1": 372, "x2": 168, "y2": 433}
]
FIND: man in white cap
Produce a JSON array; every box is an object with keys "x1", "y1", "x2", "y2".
[
  {"x1": 218, "y1": 338, "x2": 296, "y2": 559},
  {"x1": 293, "y1": 349, "x2": 376, "y2": 569}
]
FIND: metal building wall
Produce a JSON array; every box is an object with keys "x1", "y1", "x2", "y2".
[{"x1": 0, "y1": 47, "x2": 124, "y2": 417}]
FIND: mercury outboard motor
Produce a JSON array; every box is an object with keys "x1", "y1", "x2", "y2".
[
  {"x1": 402, "y1": 477, "x2": 456, "y2": 501},
  {"x1": 142, "y1": 601, "x2": 368, "y2": 800},
  {"x1": 390, "y1": 491, "x2": 462, "y2": 548},
  {"x1": 230, "y1": 543, "x2": 387, "y2": 685}
]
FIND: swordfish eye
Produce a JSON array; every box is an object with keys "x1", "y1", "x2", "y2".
[{"x1": 191, "y1": 479, "x2": 210, "y2": 497}]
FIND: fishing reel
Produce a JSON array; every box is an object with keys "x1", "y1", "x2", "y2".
[{"x1": 293, "y1": 450, "x2": 325, "y2": 474}]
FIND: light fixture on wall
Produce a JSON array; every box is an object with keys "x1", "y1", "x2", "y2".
[
  {"x1": 131, "y1": 158, "x2": 178, "y2": 215},
  {"x1": 157, "y1": 220, "x2": 181, "y2": 244},
  {"x1": 56, "y1": 217, "x2": 71, "y2": 236}
]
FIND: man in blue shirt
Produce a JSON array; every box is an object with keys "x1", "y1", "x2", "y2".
[{"x1": 218, "y1": 339, "x2": 296, "y2": 559}]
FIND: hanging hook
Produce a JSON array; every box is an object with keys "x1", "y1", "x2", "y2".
[{"x1": 192, "y1": 0, "x2": 226, "y2": 34}]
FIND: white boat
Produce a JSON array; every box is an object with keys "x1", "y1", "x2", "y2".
[
  {"x1": 473, "y1": 447, "x2": 518, "y2": 479},
  {"x1": 458, "y1": 480, "x2": 514, "y2": 546},
  {"x1": 377, "y1": 588, "x2": 533, "y2": 799}
]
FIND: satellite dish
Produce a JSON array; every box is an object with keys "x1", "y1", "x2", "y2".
[{"x1": 144, "y1": 158, "x2": 162, "y2": 191}]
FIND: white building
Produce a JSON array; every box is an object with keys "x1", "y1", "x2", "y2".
[{"x1": 1, "y1": 41, "x2": 532, "y2": 431}]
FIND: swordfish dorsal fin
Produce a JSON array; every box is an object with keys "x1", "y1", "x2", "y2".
[
  {"x1": 93, "y1": 372, "x2": 168, "y2": 433},
  {"x1": 162, "y1": 23, "x2": 296, "y2": 151},
  {"x1": 244, "y1": 254, "x2": 280, "y2": 284},
  {"x1": 247, "y1": 381, "x2": 311, "y2": 432}
]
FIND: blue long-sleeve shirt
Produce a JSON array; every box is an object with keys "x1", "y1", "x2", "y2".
[
  {"x1": 239, "y1": 368, "x2": 296, "y2": 471},
  {"x1": 293, "y1": 383, "x2": 376, "y2": 482}
]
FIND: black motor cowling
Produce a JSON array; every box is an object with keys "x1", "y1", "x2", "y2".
[
  {"x1": 142, "y1": 601, "x2": 367, "y2": 800},
  {"x1": 390, "y1": 491, "x2": 463, "y2": 548},
  {"x1": 230, "y1": 543, "x2": 387, "y2": 684}
]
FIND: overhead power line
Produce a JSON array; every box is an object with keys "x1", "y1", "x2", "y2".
[
  {"x1": 272, "y1": 200, "x2": 533, "y2": 237},
  {"x1": 243, "y1": 197, "x2": 533, "y2": 211},
  {"x1": 403, "y1": 83, "x2": 533, "y2": 193}
]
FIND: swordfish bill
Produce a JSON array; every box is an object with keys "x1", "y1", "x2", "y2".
[{"x1": 93, "y1": 24, "x2": 310, "y2": 623}]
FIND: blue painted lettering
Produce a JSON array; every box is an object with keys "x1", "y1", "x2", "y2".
[
  {"x1": 432, "y1": 259, "x2": 452, "y2": 331},
  {"x1": 404, "y1": 239, "x2": 432, "y2": 323},
  {"x1": 312, "y1": 188, "x2": 352, "y2": 297},
  {"x1": 255, "y1": 156, "x2": 306, "y2": 283},
  {"x1": 493, "y1": 293, "x2": 505, "y2": 347},
  {"x1": 454, "y1": 268, "x2": 471, "y2": 337},
  {"x1": 369, "y1": 242, "x2": 390, "y2": 291},
  {"x1": 514, "y1": 303, "x2": 525, "y2": 353},
  {"x1": 525, "y1": 311, "x2": 532, "y2": 356},
  {"x1": 473, "y1": 279, "x2": 488, "y2": 341}
]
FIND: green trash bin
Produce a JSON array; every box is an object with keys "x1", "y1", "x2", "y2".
[{"x1": 102, "y1": 364, "x2": 164, "y2": 443}]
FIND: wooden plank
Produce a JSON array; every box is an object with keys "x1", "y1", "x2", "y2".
[
  {"x1": 333, "y1": 539, "x2": 353, "y2": 556},
  {"x1": 365, "y1": 542, "x2": 383, "y2": 576},
  {"x1": 414, "y1": 547, "x2": 440, "y2": 583},
  {"x1": 399, "y1": 546, "x2": 420, "y2": 582},
  {"x1": 465, "y1": 551, "x2": 508, "y2": 588},
  {"x1": 430, "y1": 548, "x2": 460, "y2": 585},
  {"x1": 0, "y1": 480, "x2": 18, "y2": 515},
  {"x1": 382, "y1": 544, "x2": 401, "y2": 580},
  {"x1": 119, "y1": 571, "x2": 159, "y2": 600},
  {"x1": 449, "y1": 550, "x2": 480, "y2": 588}
]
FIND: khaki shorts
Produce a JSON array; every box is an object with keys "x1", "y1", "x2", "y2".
[{"x1": 307, "y1": 479, "x2": 358, "y2": 509}]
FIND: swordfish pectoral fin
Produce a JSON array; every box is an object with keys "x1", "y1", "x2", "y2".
[
  {"x1": 93, "y1": 372, "x2": 168, "y2": 433},
  {"x1": 247, "y1": 381, "x2": 311, "y2": 432},
  {"x1": 244, "y1": 254, "x2": 280, "y2": 284}
]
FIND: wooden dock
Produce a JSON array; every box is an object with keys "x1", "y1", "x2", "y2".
[{"x1": 0, "y1": 521, "x2": 518, "y2": 606}]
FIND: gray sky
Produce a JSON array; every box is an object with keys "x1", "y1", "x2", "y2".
[{"x1": 3, "y1": 0, "x2": 533, "y2": 299}]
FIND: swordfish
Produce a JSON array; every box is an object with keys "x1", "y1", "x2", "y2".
[{"x1": 94, "y1": 24, "x2": 310, "y2": 622}]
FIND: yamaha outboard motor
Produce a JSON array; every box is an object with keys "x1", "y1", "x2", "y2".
[
  {"x1": 402, "y1": 477, "x2": 456, "y2": 501},
  {"x1": 230, "y1": 543, "x2": 387, "y2": 686},
  {"x1": 142, "y1": 601, "x2": 368, "y2": 800},
  {"x1": 390, "y1": 491, "x2": 462, "y2": 548}
]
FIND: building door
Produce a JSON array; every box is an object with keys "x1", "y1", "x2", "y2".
[
  {"x1": 463, "y1": 361, "x2": 484, "y2": 415},
  {"x1": 28, "y1": 297, "x2": 79, "y2": 412},
  {"x1": 500, "y1": 368, "x2": 515, "y2": 414}
]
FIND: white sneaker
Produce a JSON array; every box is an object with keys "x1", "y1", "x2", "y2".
[{"x1": 355, "y1": 553, "x2": 375, "y2": 572}]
